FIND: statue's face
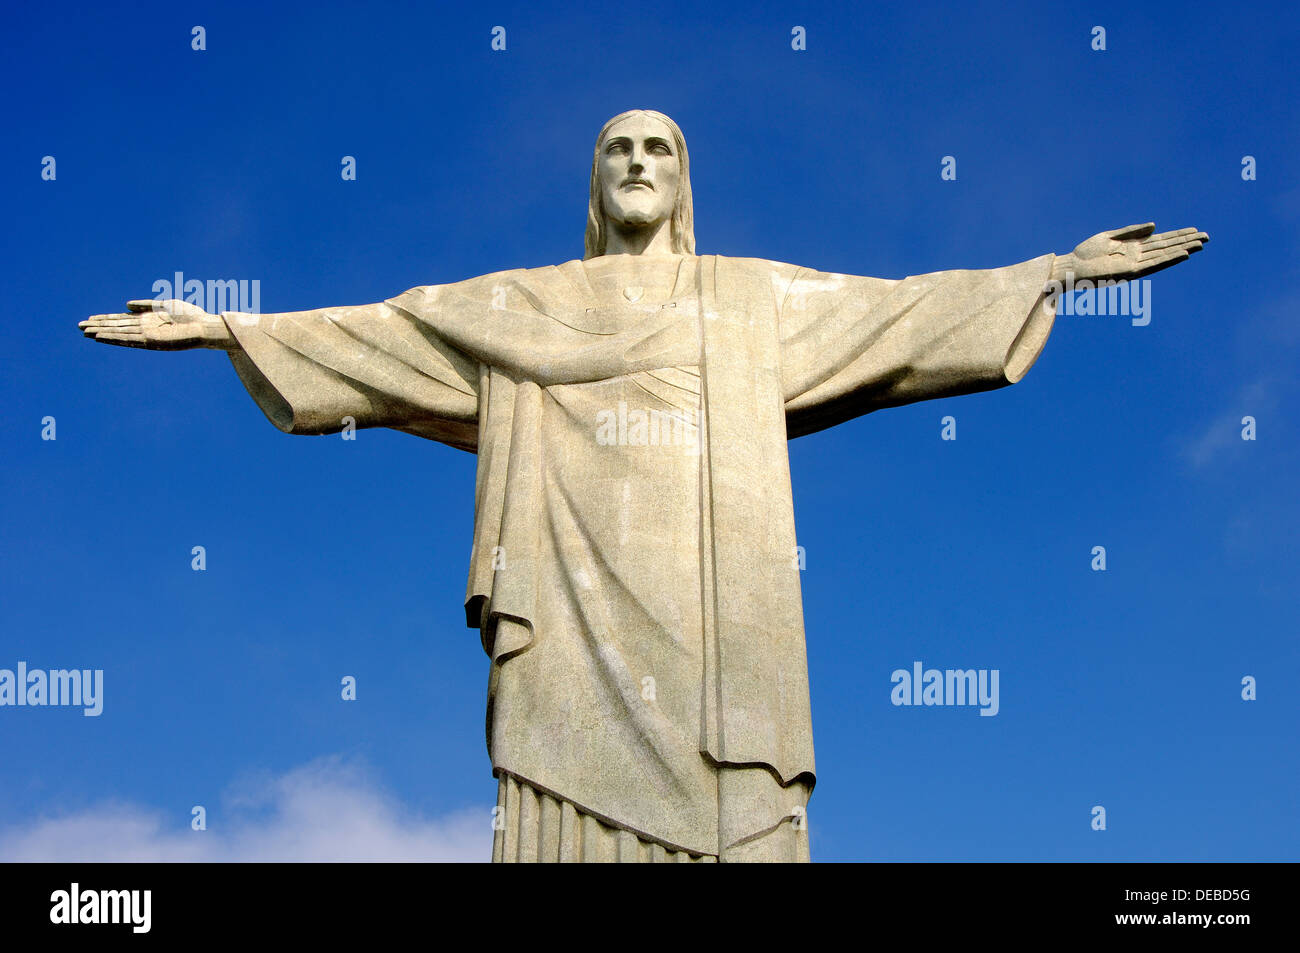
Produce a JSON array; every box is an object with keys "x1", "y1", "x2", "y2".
[{"x1": 597, "y1": 114, "x2": 680, "y2": 234}]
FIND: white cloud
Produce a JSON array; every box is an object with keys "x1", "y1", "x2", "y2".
[{"x1": 0, "y1": 757, "x2": 491, "y2": 862}]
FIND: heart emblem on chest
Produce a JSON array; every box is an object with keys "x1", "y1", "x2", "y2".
[{"x1": 622, "y1": 286, "x2": 644, "y2": 303}]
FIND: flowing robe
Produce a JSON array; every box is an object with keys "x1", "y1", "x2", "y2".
[{"x1": 220, "y1": 252, "x2": 1057, "y2": 860}]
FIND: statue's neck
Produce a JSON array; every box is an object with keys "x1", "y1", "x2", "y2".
[{"x1": 603, "y1": 217, "x2": 675, "y2": 257}]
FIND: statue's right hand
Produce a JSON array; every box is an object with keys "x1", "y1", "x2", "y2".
[{"x1": 79, "y1": 299, "x2": 228, "y2": 350}]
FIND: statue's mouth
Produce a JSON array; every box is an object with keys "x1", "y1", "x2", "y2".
[{"x1": 622, "y1": 178, "x2": 653, "y2": 190}]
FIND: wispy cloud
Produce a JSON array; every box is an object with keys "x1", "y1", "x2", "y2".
[
  {"x1": 1182, "y1": 375, "x2": 1280, "y2": 469},
  {"x1": 0, "y1": 757, "x2": 490, "y2": 862},
  {"x1": 1181, "y1": 278, "x2": 1299, "y2": 470}
]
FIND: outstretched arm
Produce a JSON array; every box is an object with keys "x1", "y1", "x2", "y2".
[
  {"x1": 80, "y1": 295, "x2": 480, "y2": 451},
  {"x1": 779, "y1": 222, "x2": 1209, "y2": 437}
]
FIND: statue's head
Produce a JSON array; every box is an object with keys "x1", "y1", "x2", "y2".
[{"x1": 584, "y1": 109, "x2": 695, "y2": 259}]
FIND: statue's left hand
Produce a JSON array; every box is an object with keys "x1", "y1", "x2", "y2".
[{"x1": 1054, "y1": 223, "x2": 1208, "y2": 283}]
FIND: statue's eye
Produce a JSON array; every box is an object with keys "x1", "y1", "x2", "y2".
[{"x1": 650, "y1": 144, "x2": 671, "y2": 156}]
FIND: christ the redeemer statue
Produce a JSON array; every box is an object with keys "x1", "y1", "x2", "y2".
[{"x1": 81, "y1": 109, "x2": 1207, "y2": 863}]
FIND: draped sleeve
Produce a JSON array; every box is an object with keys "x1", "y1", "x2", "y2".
[
  {"x1": 221, "y1": 295, "x2": 482, "y2": 452},
  {"x1": 779, "y1": 254, "x2": 1058, "y2": 438}
]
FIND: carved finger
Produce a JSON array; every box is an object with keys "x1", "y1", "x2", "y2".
[
  {"x1": 94, "y1": 332, "x2": 149, "y2": 345},
  {"x1": 1107, "y1": 222, "x2": 1155, "y2": 240},
  {"x1": 1149, "y1": 228, "x2": 1207, "y2": 246},
  {"x1": 1134, "y1": 249, "x2": 1190, "y2": 278},
  {"x1": 1141, "y1": 227, "x2": 1199, "y2": 247},
  {"x1": 1139, "y1": 239, "x2": 1196, "y2": 258},
  {"x1": 1139, "y1": 238, "x2": 1203, "y2": 260},
  {"x1": 83, "y1": 326, "x2": 143, "y2": 339},
  {"x1": 83, "y1": 316, "x2": 142, "y2": 328},
  {"x1": 126, "y1": 299, "x2": 168, "y2": 313}
]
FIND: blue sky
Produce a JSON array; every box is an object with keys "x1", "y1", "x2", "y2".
[{"x1": 2, "y1": 0, "x2": 1296, "y2": 861}]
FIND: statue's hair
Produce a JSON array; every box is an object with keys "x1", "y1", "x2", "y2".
[{"x1": 584, "y1": 110, "x2": 695, "y2": 260}]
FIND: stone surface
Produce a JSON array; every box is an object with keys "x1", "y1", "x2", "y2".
[{"x1": 80, "y1": 109, "x2": 1207, "y2": 862}]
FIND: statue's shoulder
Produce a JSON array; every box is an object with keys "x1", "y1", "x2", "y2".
[
  {"x1": 703, "y1": 256, "x2": 811, "y2": 303},
  {"x1": 386, "y1": 261, "x2": 565, "y2": 313},
  {"x1": 708, "y1": 254, "x2": 805, "y2": 279}
]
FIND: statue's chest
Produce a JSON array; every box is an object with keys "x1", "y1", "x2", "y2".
[
  {"x1": 570, "y1": 258, "x2": 698, "y2": 334},
  {"x1": 584, "y1": 256, "x2": 686, "y2": 293},
  {"x1": 592, "y1": 276, "x2": 675, "y2": 305}
]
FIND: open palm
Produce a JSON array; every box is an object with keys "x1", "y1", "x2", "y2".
[
  {"x1": 79, "y1": 299, "x2": 216, "y2": 350},
  {"x1": 1068, "y1": 223, "x2": 1208, "y2": 282}
]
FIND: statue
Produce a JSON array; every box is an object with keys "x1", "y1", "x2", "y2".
[{"x1": 80, "y1": 109, "x2": 1207, "y2": 862}]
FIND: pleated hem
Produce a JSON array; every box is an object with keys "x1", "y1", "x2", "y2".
[{"x1": 491, "y1": 772, "x2": 717, "y2": 863}]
